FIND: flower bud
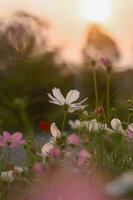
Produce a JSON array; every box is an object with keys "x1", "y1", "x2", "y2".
[
  {"x1": 100, "y1": 57, "x2": 112, "y2": 73},
  {"x1": 95, "y1": 106, "x2": 105, "y2": 118}
]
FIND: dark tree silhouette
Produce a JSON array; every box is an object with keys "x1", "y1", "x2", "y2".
[{"x1": 0, "y1": 11, "x2": 49, "y2": 67}]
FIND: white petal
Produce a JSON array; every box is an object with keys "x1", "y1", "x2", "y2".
[
  {"x1": 88, "y1": 119, "x2": 99, "y2": 132},
  {"x1": 50, "y1": 137, "x2": 56, "y2": 143},
  {"x1": 52, "y1": 88, "x2": 65, "y2": 104},
  {"x1": 69, "y1": 120, "x2": 81, "y2": 129},
  {"x1": 99, "y1": 123, "x2": 107, "y2": 130},
  {"x1": 41, "y1": 142, "x2": 54, "y2": 156},
  {"x1": 68, "y1": 107, "x2": 78, "y2": 113},
  {"x1": 111, "y1": 118, "x2": 123, "y2": 132},
  {"x1": 65, "y1": 90, "x2": 80, "y2": 104},
  {"x1": 48, "y1": 93, "x2": 62, "y2": 105},
  {"x1": 81, "y1": 121, "x2": 90, "y2": 129},
  {"x1": 50, "y1": 123, "x2": 61, "y2": 138},
  {"x1": 36, "y1": 152, "x2": 46, "y2": 158},
  {"x1": 49, "y1": 101, "x2": 62, "y2": 106},
  {"x1": 71, "y1": 98, "x2": 88, "y2": 106},
  {"x1": 70, "y1": 104, "x2": 87, "y2": 111},
  {"x1": 1, "y1": 171, "x2": 14, "y2": 182},
  {"x1": 14, "y1": 166, "x2": 23, "y2": 173}
]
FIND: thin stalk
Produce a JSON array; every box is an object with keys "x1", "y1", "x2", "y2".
[
  {"x1": 4, "y1": 147, "x2": 12, "y2": 162},
  {"x1": 61, "y1": 111, "x2": 67, "y2": 134},
  {"x1": 106, "y1": 73, "x2": 111, "y2": 117},
  {"x1": 93, "y1": 70, "x2": 99, "y2": 108}
]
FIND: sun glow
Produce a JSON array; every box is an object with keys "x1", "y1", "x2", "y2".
[{"x1": 81, "y1": 0, "x2": 112, "y2": 23}]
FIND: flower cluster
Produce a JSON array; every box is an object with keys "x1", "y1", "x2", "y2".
[{"x1": 1, "y1": 87, "x2": 133, "y2": 199}]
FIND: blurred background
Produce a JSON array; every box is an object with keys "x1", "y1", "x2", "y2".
[{"x1": 0, "y1": 0, "x2": 133, "y2": 132}]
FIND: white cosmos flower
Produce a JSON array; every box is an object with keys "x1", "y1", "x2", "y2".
[
  {"x1": 48, "y1": 88, "x2": 87, "y2": 113},
  {"x1": 69, "y1": 119, "x2": 89, "y2": 130},
  {"x1": 88, "y1": 119, "x2": 109, "y2": 132},
  {"x1": 41, "y1": 123, "x2": 61, "y2": 156},
  {"x1": 69, "y1": 119, "x2": 108, "y2": 132},
  {"x1": 14, "y1": 166, "x2": 24, "y2": 174},
  {"x1": 1, "y1": 171, "x2": 14, "y2": 182},
  {"x1": 110, "y1": 118, "x2": 133, "y2": 136},
  {"x1": 41, "y1": 142, "x2": 54, "y2": 156},
  {"x1": 106, "y1": 172, "x2": 133, "y2": 197},
  {"x1": 111, "y1": 118, "x2": 124, "y2": 133},
  {"x1": 88, "y1": 119, "x2": 99, "y2": 132},
  {"x1": 69, "y1": 120, "x2": 81, "y2": 129}
]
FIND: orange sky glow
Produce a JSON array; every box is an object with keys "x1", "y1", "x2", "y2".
[{"x1": 0, "y1": 0, "x2": 133, "y2": 69}]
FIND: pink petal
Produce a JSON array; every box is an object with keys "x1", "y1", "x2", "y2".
[
  {"x1": 78, "y1": 149, "x2": 91, "y2": 166},
  {"x1": 33, "y1": 162, "x2": 43, "y2": 174},
  {"x1": 49, "y1": 147, "x2": 60, "y2": 157},
  {"x1": 127, "y1": 129, "x2": 133, "y2": 138},
  {"x1": 67, "y1": 134, "x2": 80, "y2": 145},
  {"x1": 11, "y1": 132, "x2": 23, "y2": 142},
  {"x1": 3, "y1": 131, "x2": 11, "y2": 140}
]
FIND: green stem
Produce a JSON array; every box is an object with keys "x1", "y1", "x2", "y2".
[
  {"x1": 5, "y1": 147, "x2": 12, "y2": 162},
  {"x1": 61, "y1": 111, "x2": 67, "y2": 134},
  {"x1": 93, "y1": 70, "x2": 99, "y2": 108},
  {"x1": 106, "y1": 73, "x2": 111, "y2": 117}
]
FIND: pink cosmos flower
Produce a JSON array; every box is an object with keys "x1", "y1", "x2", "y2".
[
  {"x1": 0, "y1": 131, "x2": 25, "y2": 148},
  {"x1": 49, "y1": 147, "x2": 60, "y2": 157},
  {"x1": 78, "y1": 149, "x2": 91, "y2": 166},
  {"x1": 33, "y1": 162, "x2": 43, "y2": 174},
  {"x1": 67, "y1": 134, "x2": 80, "y2": 145}
]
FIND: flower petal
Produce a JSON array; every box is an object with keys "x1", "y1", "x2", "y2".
[
  {"x1": 1, "y1": 171, "x2": 14, "y2": 182},
  {"x1": 71, "y1": 98, "x2": 88, "y2": 106},
  {"x1": 128, "y1": 123, "x2": 133, "y2": 132},
  {"x1": 41, "y1": 142, "x2": 54, "y2": 156},
  {"x1": 52, "y1": 88, "x2": 65, "y2": 104},
  {"x1": 3, "y1": 131, "x2": 11, "y2": 140},
  {"x1": 88, "y1": 119, "x2": 99, "y2": 132},
  {"x1": 11, "y1": 132, "x2": 23, "y2": 142},
  {"x1": 50, "y1": 123, "x2": 61, "y2": 138},
  {"x1": 48, "y1": 93, "x2": 62, "y2": 105},
  {"x1": 67, "y1": 134, "x2": 80, "y2": 145},
  {"x1": 49, "y1": 100, "x2": 62, "y2": 106},
  {"x1": 65, "y1": 90, "x2": 80, "y2": 104},
  {"x1": 111, "y1": 118, "x2": 123, "y2": 132},
  {"x1": 69, "y1": 120, "x2": 81, "y2": 129},
  {"x1": 68, "y1": 107, "x2": 78, "y2": 113}
]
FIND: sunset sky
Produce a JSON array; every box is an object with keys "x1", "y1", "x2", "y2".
[{"x1": 0, "y1": 0, "x2": 133, "y2": 68}]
